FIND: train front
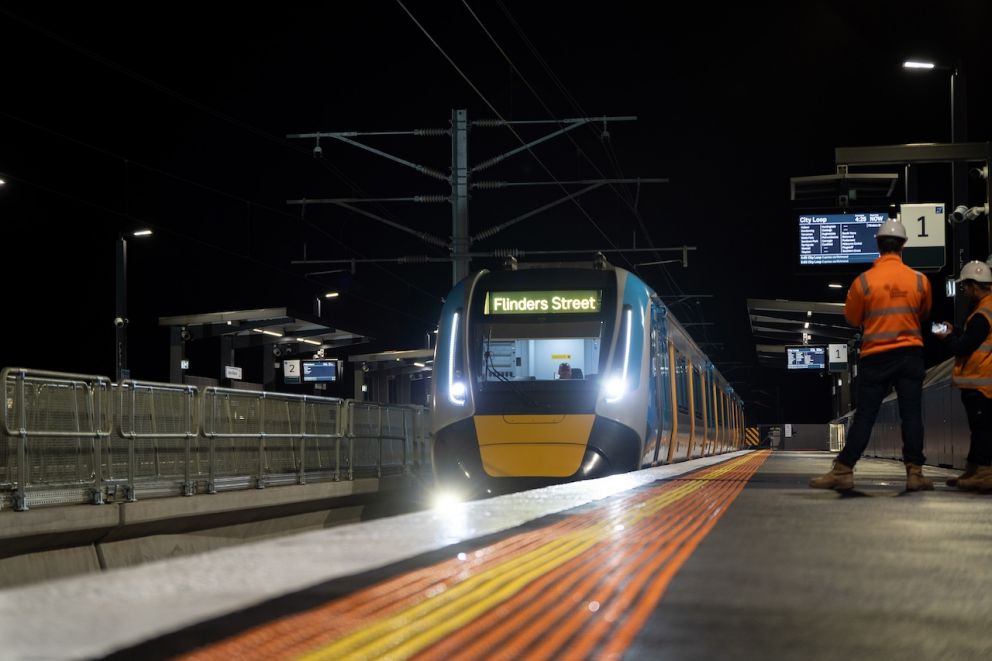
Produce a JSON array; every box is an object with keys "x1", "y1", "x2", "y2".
[{"x1": 431, "y1": 266, "x2": 649, "y2": 498}]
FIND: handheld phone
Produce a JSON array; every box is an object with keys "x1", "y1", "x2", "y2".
[{"x1": 931, "y1": 322, "x2": 948, "y2": 334}]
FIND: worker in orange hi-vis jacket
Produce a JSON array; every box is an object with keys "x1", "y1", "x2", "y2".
[{"x1": 810, "y1": 218, "x2": 934, "y2": 492}]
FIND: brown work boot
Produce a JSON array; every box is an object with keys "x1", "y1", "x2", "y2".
[
  {"x1": 809, "y1": 460, "x2": 854, "y2": 491},
  {"x1": 956, "y1": 465, "x2": 992, "y2": 491},
  {"x1": 905, "y1": 463, "x2": 935, "y2": 491},
  {"x1": 947, "y1": 462, "x2": 978, "y2": 487}
]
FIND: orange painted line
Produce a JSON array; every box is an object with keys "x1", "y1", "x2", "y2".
[
  {"x1": 563, "y1": 451, "x2": 768, "y2": 659},
  {"x1": 419, "y1": 472, "x2": 729, "y2": 660},
  {"x1": 523, "y1": 469, "x2": 747, "y2": 658},
  {"x1": 598, "y1": 452, "x2": 767, "y2": 657},
  {"x1": 423, "y1": 456, "x2": 762, "y2": 658}
]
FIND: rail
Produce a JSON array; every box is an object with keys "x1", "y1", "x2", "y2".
[{"x1": 1, "y1": 368, "x2": 431, "y2": 511}]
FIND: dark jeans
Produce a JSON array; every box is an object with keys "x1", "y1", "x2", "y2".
[
  {"x1": 839, "y1": 347, "x2": 925, "y2": 467},
  {"x1": 960, "y1": 389, "x2": 992, "y2": 466}
]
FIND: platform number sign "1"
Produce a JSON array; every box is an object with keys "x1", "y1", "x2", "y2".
[
  {"x1": 898, "y1": 203, "x2": 946, "y2": 270},
  {"x1": 828, "y1": 343, "x2": 848, "y2": 372}
]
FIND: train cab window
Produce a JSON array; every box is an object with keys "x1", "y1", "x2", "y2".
[{"x1": 478, "y1": 320, "x2": 603, "y2": 383}]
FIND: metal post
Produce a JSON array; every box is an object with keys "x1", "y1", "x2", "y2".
[
  {"x1": 950, "y1": 67, "x2": 970, "y2": 326},
  {"x1": 451, "y1": 109, "x2": 470, "y2": 284},
  {"x1": 15, "y1": 370, "x2": 28, "y2": 511},
  {"x1": 257, "y1": 392, "x2": 266, "y2": 489},
  {"x1": 115, "y1": 234, "x2": 127, "y2": 383}
]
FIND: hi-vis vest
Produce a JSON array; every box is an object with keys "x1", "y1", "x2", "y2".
[
  {"x1": 952, "y1": 293, "x2": 992, "y2": 398},
  {"x1": 845, "y1": 254, "x2": 931, "y2": 358}
]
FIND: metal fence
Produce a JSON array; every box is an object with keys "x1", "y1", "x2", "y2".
[{"x1": 1, "y1": 368, "x2": 431, "y2": 511}]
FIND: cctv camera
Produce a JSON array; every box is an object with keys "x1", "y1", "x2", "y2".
[
  {"x1": 272, "y1": 346, "x2": 282, "y2": 358},
  {"x1": 951, "y1": 205, "x2": 970, "y2": 224},
  {"x1": 114, "y1": 317, "x2": 125, "y2": 328}
]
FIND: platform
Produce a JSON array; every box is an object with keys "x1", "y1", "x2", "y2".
[{"x1": 2, "y1": 451, "x2": 990, "y2": 659}]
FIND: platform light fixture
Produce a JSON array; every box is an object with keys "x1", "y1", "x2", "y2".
[
  {"x1": 414, "y1": 362, "x2": 426, "y2": 368},
  {"x1": 902, "y1": 58, "x2": 960, "y2": 143},
  {"x1": 132, "y1": 229, "x2": 153, "y2": 237},
  {"x1": 324, "y1": 291, "x2": 340, "y2": 298},
  {"x1": 252, "y1": 328, "x2": 283, "y2": 337},
  {"x1": 0, "y1": 177, "x2": 6, "y2": 185},
  {"x1": 828, "y1": 283, "x2": 843, "y2": 289},
  {"x1": 298, "y1": 338, "x2": 321, "y2": 346}
]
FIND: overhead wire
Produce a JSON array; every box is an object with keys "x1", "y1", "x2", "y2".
[
  {"x1": 395, "y1": 0, "x2": 635, "y2": 271},
  {"x1": 488, "y1": 2, "x2": 732, "y2": 367}
]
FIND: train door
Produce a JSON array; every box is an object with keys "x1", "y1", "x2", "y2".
[
  {"x1": 668, "y1": 349, "x2": 692, "y2": 461},
  {"x1": 651, "y1": 306, "x2": 673, "y2": 464},
  {"x1": 689, "y1": 364, "x2": 704, "y2": 458},
  {"x1": 714, "y1": 388, "x2": 724, "y2": 452},
  {"x1": 705, "y1": 372, "x2": 716, "y2": 455},
  {"x1": 665, "y1": 341, "x2": 680, "y2": 463}
]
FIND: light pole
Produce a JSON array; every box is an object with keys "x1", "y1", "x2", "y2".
[
  {"x1": 115, "y1": 229, "x2": 152, "y2": 382},
  {"x1": 903, "y1": 60, "x2": 969, "y2": 324}
]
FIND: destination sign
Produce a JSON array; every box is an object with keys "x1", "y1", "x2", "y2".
[{"x1": 484, "y1": 290, "x2": 602, "y2": 315}]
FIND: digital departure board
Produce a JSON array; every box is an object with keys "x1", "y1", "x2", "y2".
[
  {"x1": 798, "y1": 212, "x2": 889, "y2": 265},
  {"x1": 302, "y1": 359, "x2": 340, "y2": 382},
  {"x1": 786, "y1": 345, "x2": 826, "y2": 370}
]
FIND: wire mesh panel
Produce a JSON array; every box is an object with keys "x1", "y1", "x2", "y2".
[
  {"x1": 347, "y1": 402, "x2": 381, "y2": 477},
  {"x1": 1, "y1": 368, "x2": 111, "y2": 510},
  {"x1": 379, "y1": 406, "x2": 407, "y2": 473},
  {"x1": 302, "y1": 397, "x2": 343, "y2": 480},
  {"x1": 202, "y1": 388, "x2": 344, "y2": 488},
  {"x1": 201, "y1": 388, "x2": 264, "y2": 486},
  {"x1": 115, "y1": 381, "x2": 198, "y2": 497}
]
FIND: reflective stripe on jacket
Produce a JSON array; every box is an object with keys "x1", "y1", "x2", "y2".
[
  {"x1": 845, "y1": 254, "x2": 931, "y2": 358},
  {"x1": 952, "y1": 293, "x2": 992, "y2": 397}
]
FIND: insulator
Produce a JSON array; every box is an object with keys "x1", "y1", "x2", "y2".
[
  {"x1": 414, "y1": 195, "x2": 450, "y2": 203},
  {"x1": 492, "y1": 248, "x2": 520, "y2": 258},
  {"x1": 398, "y1": 255, "x2": 430, "y2": 264},
  {"x1": 414, "y1": 128, "x2": 449, "y2": 137},
  {"x1": 472, "y1": 119, "x2": 503, "y2": 128},
  {"x1": 471, "y1": 181, "x2": 505, "y2": 190}
]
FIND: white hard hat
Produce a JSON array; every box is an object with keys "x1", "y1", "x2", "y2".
[
  {"x1": 956, "y1": 260, "x2": 992, "y2": 283},
  {"x1": 875, "y1": 218, "x2": 908, "y2": 242}
]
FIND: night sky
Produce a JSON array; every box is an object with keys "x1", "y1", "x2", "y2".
[{"x1": 1, "y1": 1, "x2": 989, "y2": 421}]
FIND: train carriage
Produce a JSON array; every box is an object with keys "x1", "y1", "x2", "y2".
[{"x1": 431, "y1": 259, "x2": 743, "y2": 497}]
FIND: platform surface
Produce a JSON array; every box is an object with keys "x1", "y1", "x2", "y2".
[{"x1": 2, "y1": 450, "x2": 991, "y2": 660}]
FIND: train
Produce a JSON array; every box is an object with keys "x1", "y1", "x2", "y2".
[{"x1": 430, "y1": 258, "x2": 744, "y2": 497}]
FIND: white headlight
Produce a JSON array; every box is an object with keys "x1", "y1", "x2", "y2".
[
  {"x1": 604, "y1": 377, "x2": 626, "y2": 402},
  {"x1": 450, "y1": 380, "x2": 467, "y2": 404}
]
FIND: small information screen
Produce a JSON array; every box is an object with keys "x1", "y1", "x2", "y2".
[
  {"x1": 786, "y1": 346, "x2": 826, "y2": 370},
  {"x1": 302, "y1": 360, "x2": 339, "y2": 382},
  {"x1": 798, "y1": 212, "x2": 888, "y2": 265},
  {"x1": 484, "y1": 290, "x2": 602, "y2": 315}
]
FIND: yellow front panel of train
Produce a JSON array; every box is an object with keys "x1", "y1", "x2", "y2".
[{"x1": 473, "y1": 414, "x2": 595, "y2": 477}]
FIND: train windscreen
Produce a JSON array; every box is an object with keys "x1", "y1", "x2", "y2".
[{"x1": 480, "y1": 320, "x2": 603, "y2": 383}]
